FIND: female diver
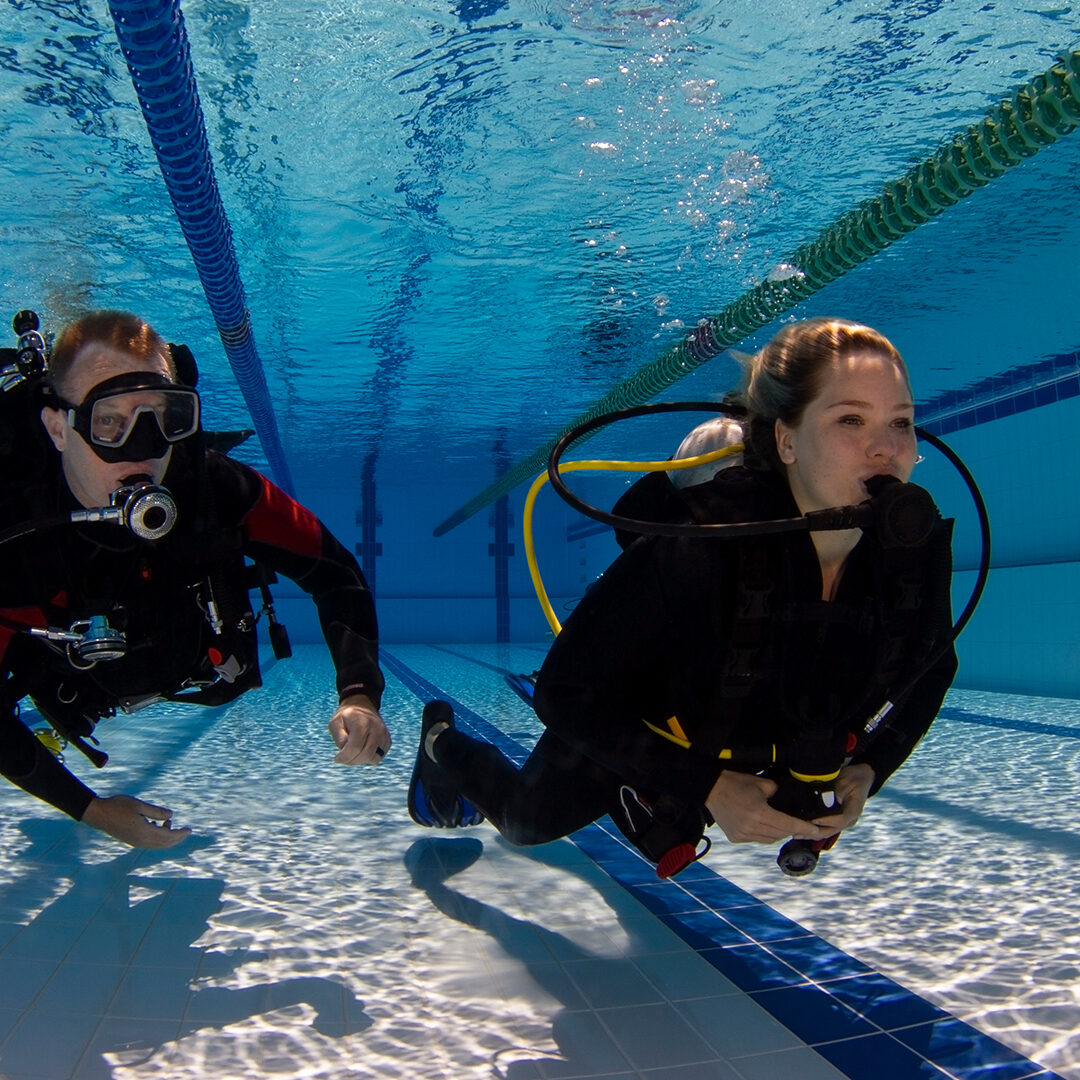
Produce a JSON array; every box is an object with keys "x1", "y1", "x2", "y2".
[{"x1": 408, "y1": 318, "x2": 957, "y2": 875}]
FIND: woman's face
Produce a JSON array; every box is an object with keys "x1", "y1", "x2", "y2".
[{"x1": 774, "y1": 350, "x2": 918, "y2": 514}]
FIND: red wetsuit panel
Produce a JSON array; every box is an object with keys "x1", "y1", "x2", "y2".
[
  {"x1": 0, "y1": 605, "x2": 50, "y2": 662},
  {"x1": 241, "y1": 475, "x2": 322, "y2": 559}
]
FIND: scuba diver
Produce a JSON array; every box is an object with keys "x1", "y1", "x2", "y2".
[
  {"x1": 0, "y1": 310, "x2": 389, "y2": 849},
  {"x1": 503, "y1": 412, "x2": 747, "y2": 710},
  {"x1": 410, "y1": 318, "x2": 959, "y2": 877}
]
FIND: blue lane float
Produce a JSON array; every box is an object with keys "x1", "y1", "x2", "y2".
[{"x1": 106, "y1": 0, "x2": 295, "y2": 496}]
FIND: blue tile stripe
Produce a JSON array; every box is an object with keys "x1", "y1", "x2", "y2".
[
  {"x1": 381, "y1": 648, "x2": 1061, "y2": 1080},
  {"x1": 938, "y1": 706, "x2": 1080, "y2": 740},
  {"x1": 567, "y1": 519, "x2": 610, "y2": 542},
  {"x1": 917, "y1": 349, "x2": 1080, "y2": 436}
]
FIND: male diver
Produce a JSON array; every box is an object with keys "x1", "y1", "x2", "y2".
[{"x1": 0, "y1": 310, "x2": 389, "y2": 848}]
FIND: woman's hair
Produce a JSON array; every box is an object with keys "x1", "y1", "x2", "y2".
[
  {"x1": 736, "y1": 317, "x2": 908, "y2": 471},
  {"x1": 49, "y1": 310, "x2": 174, "y2": 400}
]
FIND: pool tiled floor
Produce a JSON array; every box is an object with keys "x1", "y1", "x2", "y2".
[{"x1": 0, "y1": 644, "x2": 1070, "y2": 1080}]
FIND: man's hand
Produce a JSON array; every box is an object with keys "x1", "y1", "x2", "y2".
[
  {"x1": 705, "y1": 770, "x2": 838, "y2": 845},
  {"x1": 329, "y1": 693, "x2": 391, "y2": 765},
  {"x1": 81, "y1": 795, "x2": 191, "y2": 849},
  {"x1": 812, "y1": 762, "x2": 875, "y2": 832}
]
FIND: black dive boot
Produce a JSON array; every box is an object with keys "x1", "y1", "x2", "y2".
[{"x1": 407, "y1": 700, "x2": 485, "y2": 828}]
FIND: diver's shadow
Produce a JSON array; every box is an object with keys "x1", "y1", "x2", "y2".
[
  {"x1": 405, "y1": 836, "x2": 690, "y2": 1079},
  {"x1": 2, "y1": 820, "x2": 372, "y2": 1079}
]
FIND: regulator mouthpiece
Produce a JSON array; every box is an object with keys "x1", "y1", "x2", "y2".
[
  {"x1": 863, "y1": 475, "x2": 938, "y2": 548},
  {"x1": 69, "y1": 481, "x2": 178, "y2": 541},
  {"x1": 803, "y1": 476, "x2": 938, "y2": 547}
]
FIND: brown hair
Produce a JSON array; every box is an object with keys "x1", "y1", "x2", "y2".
[
  {"x1": 737, "y1": 317, "x2": 908, "y2": 471},
  {"x1": 49, "y1": 310, "x2": 174, "y2": 401}
]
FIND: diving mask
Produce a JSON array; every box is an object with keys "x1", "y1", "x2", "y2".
[{"x1": 61, "y1": 372, "x2": 200, "y2": 463}]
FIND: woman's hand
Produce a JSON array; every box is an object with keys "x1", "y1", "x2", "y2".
[
  {"x1": 812, "y1": 763, "x2": 875, "y2": 831},
  {"x1": 705, "y1": 770, "x2": 838, "y2": 845},
  {"x1": 81, "y1": 795, "x2": 191, "y2": 848}
]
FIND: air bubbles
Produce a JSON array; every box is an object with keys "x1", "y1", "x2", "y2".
[
  {"x1": 681, "y1": 78, "x2": 720, "y2": 107},
  {"x1": 766, "y1": 262, "x2": 806, "y2": 283},
  {"x1": 722, "y1": 150, "x2": 770, "y2": 190},
  {"x1": 716, "y1": 178, "x2": 750, "y2": 205}
]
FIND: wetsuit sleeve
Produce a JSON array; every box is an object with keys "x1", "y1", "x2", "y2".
[
  {"x1": 0, "y1": 708, "x2": 97, "y2": 820},
  {"x1": 856, "y1": 521, "x2": 958, "y2": 793},
  {"x1": 216, "y1": 457, "x2": 384, "y2": 708},
  {"x1": 533, "y1": 538, "x2": 723, "y2": 806},
  {"x1": 0, "y1": 613, "x2": 96, "y2": 818}
]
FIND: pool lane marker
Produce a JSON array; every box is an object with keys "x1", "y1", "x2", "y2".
[{"x1": 381, "y1": 648, "x2": 1061, "y2": 1080}]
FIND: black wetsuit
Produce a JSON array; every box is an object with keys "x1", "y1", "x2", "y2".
[
  {"x1": 0, "y1": 443, "x2": 382, "y2": 821},
  {"x1": 433, "y1": 467, "x2": 957, "y2": 846}
]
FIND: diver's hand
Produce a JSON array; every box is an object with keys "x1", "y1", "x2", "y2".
[
  {"x1": 81, "y1": 795, "x2": 192, "y2": 849},
  {"x1": 329, "y1": 694, "x2": 391, "y2": 765},
  {"x1": 812, "y1": 763, "x2": 875, "y2": 832},
  {"x1": 705, "y1": 770, "x2": 837, "y2": 845}
]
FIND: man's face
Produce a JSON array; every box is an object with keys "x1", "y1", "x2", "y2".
[{"x1": 40, "y1": 344, "x2": 175, "y2": 509}]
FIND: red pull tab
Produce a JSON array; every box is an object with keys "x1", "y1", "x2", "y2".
[{"x1": 657, "y1": 842, "x2": 698, "y2": 879}]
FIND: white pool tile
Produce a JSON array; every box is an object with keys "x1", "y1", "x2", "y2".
[
  {"x1": 679, "y1": 992, "x2": 803, "y2": 1058},
  {"x1": 0, "y1": 645, "x2": 1068, "y2": 1080},
  {"x1": 634, "y1": 949, "x2": 742, "y2": 1002}
]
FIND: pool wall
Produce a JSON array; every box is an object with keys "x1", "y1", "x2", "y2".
[{"x1": 264, "y1": 349, "x2": 1080, "y2": 700}]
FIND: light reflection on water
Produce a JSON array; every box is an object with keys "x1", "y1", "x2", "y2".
[
  {"x1": 2, "y1": 648, "x2": 1079, "y2": 1078},
  {"x1": 699, "y1": 686, "x2": 1080, "y2": 1080}
]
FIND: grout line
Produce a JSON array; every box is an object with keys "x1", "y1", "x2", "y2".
[{"x1": 380, "y1": 647, "x2": 1066, "y2": 1080}]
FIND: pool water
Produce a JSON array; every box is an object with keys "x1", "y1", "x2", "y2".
[
  {"x1": 3, "y1": 1, "x2": 1080, "y2": 1077},
  {"x1": 0, "y1": 644, "x2": 1075, "y2": 1080}
]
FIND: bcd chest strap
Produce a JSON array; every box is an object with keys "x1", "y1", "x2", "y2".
[
  {"x1": 678, "y1": 532, "x2": 938, "y2": 772},
  {"x1": 686, "y1": 542, "x2": 775, "y2": 766}
]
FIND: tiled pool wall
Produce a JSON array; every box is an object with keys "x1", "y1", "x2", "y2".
[{"x1": 269, "y1": 345, "x2": 1080, "y2": 697}]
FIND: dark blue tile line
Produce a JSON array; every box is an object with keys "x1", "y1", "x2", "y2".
[
  {"x1": 939, "y1": 707, "x2": 1080, "y2": 740},
  {"x1": 917, "y1": 348, "x2": 1080, "y2": 436},
  {"x1": 380, "y1": 648, "x2": 531, "y2": 766},
  {"x1": 567, "y1": 519, "x2": 610, "y2": 542},
  {"x1": 380, "y1": 648, "x2": 1062, "y2": 1080},
  {"x1": 490, "y1": 492, "x2": 513, "y2": 643}
]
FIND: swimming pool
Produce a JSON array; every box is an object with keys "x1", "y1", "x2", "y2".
[
  {"x1": 0, "y1": 647, "x2": 1076, "y2": 1079},
  {"x1": 1, "y1": 1, "x2": 1079, "y2": 1077}
]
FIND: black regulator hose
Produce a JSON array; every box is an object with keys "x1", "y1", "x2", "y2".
[
  {"x1": 546, "y1": 401, "x2": 991, "y2": 646},
  {"x1": 0, "y1": 487, "x2": 179, "y2": 550}
]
